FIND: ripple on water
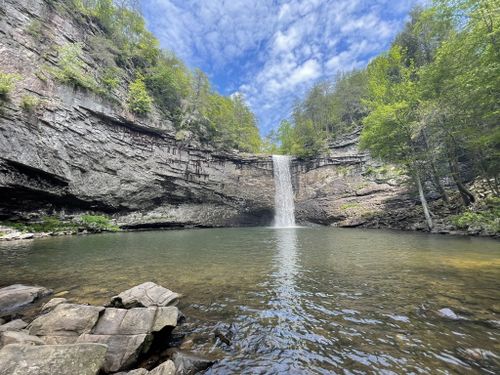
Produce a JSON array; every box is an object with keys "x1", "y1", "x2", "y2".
[{"x1": 0, "y1": 227, "x2": 499, "y2": 374}]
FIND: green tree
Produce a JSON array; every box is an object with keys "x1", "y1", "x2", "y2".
[
  {"x1": 127, "y1": 75, "x2": 152, "y2": 115},
  {"x1": 420, "y1": 0, "x2": 499, "y2": 199},
  {"x1": 360, "y1": 47, "x2": 434, "y2": 229}
]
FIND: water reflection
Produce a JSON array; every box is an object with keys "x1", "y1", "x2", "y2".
[
  {"x1": 0, "y1": 228, "x2": 499, "y2": 374},
  {"x1": 274, "y1": 228, "x2": 299, "y2": 306}
]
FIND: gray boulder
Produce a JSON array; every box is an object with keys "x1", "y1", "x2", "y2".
[
  {"x1": 40, "y1": 297, "x2": 68, "y2": 312},
  {"x1": 0, "y1": 330, "x2": 45, "y2": 348},
  {"x1": 114, "y1": 360, "x2": 176, "y2": 375},
  {"x1": 171, "y1": 350, "x2": 215, "y2": 375},
  {"x1": 78, "y1": 306, "x2": 179, "y2": 372},
  {"x1": 28, "y1": 303, "x2": 104, "y2": 344},
  {"x1": 149, "y1": 360, "x2": 176, "y2": 375},
  {"x1": 0, "y1": 284, "x2": 52, "y2": 316},
  {"x1": 111, "y1": 282, "x2": 180, "y2": 308},
  {"x1": 115, "y1": 369, "x2": 149, "y2": 375},
  {"x1": 0, "y1": 343, "x2": 107, "y2": 375},
  {"x1": 0, "y1": 319, "x2": 28, "y2": 332}
]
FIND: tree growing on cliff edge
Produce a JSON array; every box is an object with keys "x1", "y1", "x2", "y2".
[
  {"x1": 273, "y1": 69, "x2": 368, "y2": 157},
  {"x1": 63, "y1": 0, "x2": 263, "y2": 152},
  {"x1": 127, "y1": 75, "x2": 152, "y2": 115},
  {"x1": 360, "y1": 47, "x2": 434, "y2": 230}
]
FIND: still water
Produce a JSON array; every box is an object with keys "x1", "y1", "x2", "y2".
[{"x1": 0, "y1": 228, "x2": 499, "y2": 374}]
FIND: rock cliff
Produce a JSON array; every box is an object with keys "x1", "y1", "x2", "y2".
[
  {"x1": 0, "y1": 0, "x2": 420, "y2": 231},
  {"x1": 0, "y1": 0, "x2": 277, "y2": 227}
]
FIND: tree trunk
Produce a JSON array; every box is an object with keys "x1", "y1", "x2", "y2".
[
  {"x1": 430, "y1": 161, "x2": 449, "y2": 203},
  {"x1": 415, "y1": 171, "x2": 433, "y2": 231},
  {"x1": 422, "y1": 129, "x2": 449, "y2": 204},
  {"x1": 447, "y1": 151, "x2": 475, "y2": 206}
]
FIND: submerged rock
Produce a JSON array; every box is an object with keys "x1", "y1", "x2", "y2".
[
  {"x1": 0, "y1": 343, "x2": 107, "y2": 375},
  {"x1": 111, "y1": 282, "x2": 181, "y2": 308},
  {"x1": 456, "y1": 348, "x2": 500, "y2": 368},
  {"x1": 0, "y1": 284, "x2": 53, "y2": 316},
  {"x1": 28, "y1": 303, "x2": 104, "y2": 344},
  {"x1": 436, "y1": 307, "x2": 465, "y2": 320}
]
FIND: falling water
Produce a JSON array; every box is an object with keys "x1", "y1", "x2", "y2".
[{"x1": 272, "y1": 155, "x2": 296, "y2": 227}]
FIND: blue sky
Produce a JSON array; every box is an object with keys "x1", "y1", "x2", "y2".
[{"x1": 141, "y1": 0, "x2": 423, "y2": 136}]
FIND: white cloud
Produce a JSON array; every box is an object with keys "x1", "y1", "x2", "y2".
[{"x1": 142, "y1": 0, "x2": 421, "y2": 134}]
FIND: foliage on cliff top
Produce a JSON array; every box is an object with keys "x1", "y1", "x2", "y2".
[{"x1": 62, "y1": 0, "x2": 261, "y2": 153}]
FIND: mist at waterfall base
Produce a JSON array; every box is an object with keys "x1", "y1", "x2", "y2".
[{"x1": 272, "y1": 155, "x2": 296, "y2": 228}]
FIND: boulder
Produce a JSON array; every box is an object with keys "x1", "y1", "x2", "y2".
[
  {"x1": 150, "y1": 360, "x2": 176, "y2": 375},
  {"x1": 78, "y1": 306, "x2": 179, "y2": 372},
  {"x1": 0, "y1": 284, "x2": 53, "y2": 316},
  {"x1": 171, "y1": 350, "x2": 215, "y2": 375},
  {"x1": 0, "y1": 343, "x2": 107, "y2": 375},
  {"x1": 115, "y1": 369, "x2": 149, "y2": 375},
  {"x1": 111, "y1": 282, "x2": 180, "y2": 308},
  {"x1": 115, "y1": 360, "x2": 175, "y2": 375},
  {"x1": 40, "y1": 297, "x2": 67, "y2": 312},
  {"x1": 0, "y1": 319, "x2": 28, "y2": 332},
  {"x1": 28, "y1": 303, "x2": 104, "y2": 344},
  {"x1": 0, "y1": 330, "x2": 45, "y2": 348},
  {"x1": 78, "y1": 333, "x2": 150, "y2": 373}
]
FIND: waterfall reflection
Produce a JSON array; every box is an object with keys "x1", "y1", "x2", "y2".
[
  {"x1": 263, "y1": 228, "x2": 308, "y2": 355},
  {"x1": 275, "y1": 228, "x2": 299, "y2": 304}
]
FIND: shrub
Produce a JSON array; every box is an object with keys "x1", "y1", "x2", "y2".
[
  {"x1": 21, "y1": 95, "x2": 41, "y2": 112},
  {"x1": 51, "y1": 43, "x2": 97, "y2": 91},
  {"x1": 340, "y1": 202, "x2": 361, "y2": 210},
  {"x1": 0, "y1": 72, "x2": 20, "y2": 98},
  {"x1": 2, "y1": 216, "x2": 76, "y2": 233},
  {"x1": 77, "y1": 215, "x2": 119, "y2": 232},
  {"x1": 26, "y1": 19, "x2": 43, "y2": 39},
  {"x1": 451, "y1": 200, "x2": 500, "y2": 233},
  {"x1": 127, "y1": 75, "x2": 152, "y2": 115},
  {"x1": 100, "y1": 66, "x2": 120, "y2": 93}
]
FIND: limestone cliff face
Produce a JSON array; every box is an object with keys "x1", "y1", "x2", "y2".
[
  {"x1": 0, "y1": 0, "x2": 275, "y2": 227},
  {"x1": 0, "y1": 0, "x2": 416, "y2": 230},
  {"x1": 292, "y1": 129, "x2": 416, "y2": 229}
]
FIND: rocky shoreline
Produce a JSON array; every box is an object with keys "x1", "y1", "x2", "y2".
[{"x1": 0, "y1": 282, "x2": 217, "y2": 375}]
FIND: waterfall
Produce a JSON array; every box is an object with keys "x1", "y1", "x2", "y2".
[{"x1": 272, "y1": 155, "x2": 296, "y2": 227}]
